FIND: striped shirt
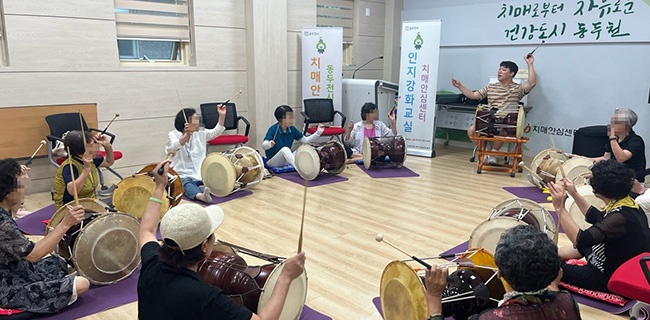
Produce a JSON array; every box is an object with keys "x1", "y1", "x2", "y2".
[{"x1": 476, "y1": 82, "x2": 526, "y2": 115}]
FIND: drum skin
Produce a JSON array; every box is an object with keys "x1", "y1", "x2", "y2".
[
  {"x1": 137, "y1": 163, "x2": 184, "y2": 207},
  {"x1": 113, "y1": 174, "x2": 170, "y2": 219}
]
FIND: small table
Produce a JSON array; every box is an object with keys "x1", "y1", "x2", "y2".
[{"x1": 475, "y1": 135, "x2": 528, "y2": 177}]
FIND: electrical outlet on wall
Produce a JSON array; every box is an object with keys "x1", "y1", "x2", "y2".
[{"x1": 365, "y1": 8, "x2": 370, "y2": 16}]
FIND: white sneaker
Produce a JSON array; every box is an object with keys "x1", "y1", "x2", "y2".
[
  {"x1": 200, "y1": 187, "x2": 213, "y2": 204},
  {"x1": 486, "y1": 156, "x2": 497, "y2": 165}
]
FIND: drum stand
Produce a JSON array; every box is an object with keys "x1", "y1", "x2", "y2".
[{"x1": 475, "y1": 136, "x2": 528, "y2": 177}]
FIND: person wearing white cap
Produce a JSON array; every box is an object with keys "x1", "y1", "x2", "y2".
[{"x1": 137, "y1": 160, "x2": 306, "y2": 320}]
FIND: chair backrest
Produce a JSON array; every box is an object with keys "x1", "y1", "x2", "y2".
[
  {"x1": 45, "y1": 113, "x2": 89, "y2": 138},
  {"x1": 303, "y1": 98, "x2": 335, "y2": 123},
  {"x1": 572, "y1": 125, "x2": 608, "y2": 157},
  {"x1": 200, "y1": 102, "x2": 237, "y2": 130}
]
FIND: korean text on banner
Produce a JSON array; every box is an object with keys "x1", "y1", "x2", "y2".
[
  {"x1": 397, "y1": 20, "x2": 442, "y2": 157},
  {"x1": 301, "y1": 28, "x2": 343, "y2": 110}
]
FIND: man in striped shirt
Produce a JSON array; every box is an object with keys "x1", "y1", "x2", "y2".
[{"x1": 452, "y1": 55, "x2": 537, "y2": 164}]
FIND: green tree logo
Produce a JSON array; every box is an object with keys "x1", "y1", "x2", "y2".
[
  {"x1": 414, "y1": 33, "x2": 424, "y2": 50},
  {"x1": 316, "y1": 37, "x2": 327, "y2": 54}
]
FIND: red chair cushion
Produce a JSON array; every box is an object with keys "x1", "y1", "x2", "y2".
[
  {"x1": 56, "y1": 151, "x2": 123, "y2": 165},
  {"x1": 608, "y1": 252, "x2": 650, "y2": 303},
  {"x1": 306, "y1": 126, "x2": 345, "y2": 136},
  {"x1": 0, "y1": 307, "x2": 24, "y2": 315},
  {"x1": 559, "y1": 259, "x2": 630, "y2": 306},
  {"x1": 208, "y1": 135, "x2": 249, "y2": 145}
]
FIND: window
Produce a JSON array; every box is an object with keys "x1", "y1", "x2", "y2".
[
  {"x1": 114, "y1": 0, "x2": 193, "y2": 64},
  {"x1": 0, "y1": 0, "x2": 8, "y2": 66},
  {"x1": 317, "y1": 0, "x2": 354, "y2": 65}
]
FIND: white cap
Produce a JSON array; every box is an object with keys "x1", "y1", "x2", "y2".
[{"x1": 160, "y1": 203, "x2": 224, "y2": 251}]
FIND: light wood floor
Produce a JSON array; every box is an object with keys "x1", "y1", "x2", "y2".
[{"x1": 22, "y1": 145, "x2": 627, "y2": 320}]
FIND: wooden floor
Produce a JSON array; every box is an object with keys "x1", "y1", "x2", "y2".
[{"x1": 22, "y1": 145, "x2": 627, "y2": 320}]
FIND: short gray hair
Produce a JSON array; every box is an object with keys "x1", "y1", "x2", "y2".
[{"x1": 615, "y1": 108, "x2": 638, "y2": 128}]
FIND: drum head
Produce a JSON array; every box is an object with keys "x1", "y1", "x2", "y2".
[
  {"x1": 72, "y1": 213, "x2": 141, "y2": 285},
  {"x1": 137, "y1": 163, "x2": 183, "y2": 207},
  {"x1": 565, "y1": 185, "x2": 603, "y2": 230},
  {"x1": 231, "y1": 146, "x2": 264, "y2": 185},
  {"x1": 380, "y1": 261, "x2": 427, "y2": 320},
  {"x1": 47, "y1": 198, "x2": 108, "y2": 234},
  {"x1": 295, "y1": 144, "x2": 320, "y2": 181},
  {"x1": 258, "y1": 262, "x2": 308, "y2": 320},
  {"x1": 47, "y1": 198, "x2": 109, "y2": 260},
  {"x1": 557, "y1": 157, "x2": 592, "y2": 186},
  {"x1": 489, "y1": 198, "x2": 557, "y2": 242},
  {"x1": 113, "y1": 174, "x2": 170, "y2": 219},
  {"x1": 362, "y1": 137, "x2": 372, "y2": 169},
  {"x1": 515, "y1": 107, "x2": 525, "y2": 138},
  {"x1": 469, "y1": 217, "x2": 526, "y2": 255},
  {"x1": 202, "y1": 153, "x2": 237, "y2": 197},
  {"x1": 530, "y1": 148, "x2": 568, "y2": 189}
]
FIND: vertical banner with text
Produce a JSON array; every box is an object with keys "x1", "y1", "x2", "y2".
[
  {"x1": 301, "y1": 28, "x2": 343, "y2": 111},
  {"x1": 397, "y1": 20, "x2": 442, "y2": 157}
]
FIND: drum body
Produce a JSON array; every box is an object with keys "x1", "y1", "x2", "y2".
[
  {"x1": 362, "y1": 136, "x2": 407, "y2": 170},
  {"x1": 565, "y1": 184, "x2": 604, "y2": 230},
  {"x1": 48, "y1": 201, "x2": 141, "y2": 285},
  {"x1": 473, "y1": 104, "x2": 524, "y2": 139},
  {"x1": 530, "y1": 148, "x2": 569, "y2": 188},
  {"x1": 137, "y1": 163, "x2": 184, "y2": 207},
  {"x1": 295, "y1": 140, "x2": 346, "y2": 180},
  {"x1": 113, "y1": 174, "x2": 170, "y2": 219},
  {"x1": 557, "y1": 156, "x2": 593, "y2": 186},
  {"x1": 380, "y1": 249, "x2": 507, "y2": 320},
  {"x1": 487, "y1": 198, "x2": 557, "y2": 242},
  {"x1": 201, "y1": 147, "x2": 264, "y2": 197}
]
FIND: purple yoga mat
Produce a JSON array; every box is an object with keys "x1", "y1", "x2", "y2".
[
  {"x1": 15, "y1": 204, "x2": 55, "y2": 235},
  {"x1": 36, "y1": 268, "x2": 331, "y2": 320},
  {"x1": 16, "y1": 205, "x2": 163, "y2": 239},
  {"x1": 440, "y1": 241, "x2": 645, "y2": 315},
  {"x1": 503, "y1": 186, "x2": 551, "y2": 203},
  {"x1": 357, "y1": 164, "x2": 419, "y2": 178},
  {"x1": 275, "y1": 171, "x2": 348, "y2": 187},
  {"x1": 182, "y1": 189, "x2": 253, "y2": 205}
]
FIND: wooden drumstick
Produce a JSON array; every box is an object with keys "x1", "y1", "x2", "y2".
[
  {"x1": 157, "y1": 153, "x2": 175, "y2": 175},
  {"x1": 176, "y1": 90, "x2": 189, "y2": 124},
  {"x1": 100, "y1": 113, "x2": 120, "y2": 136},
  {"x1": 527, "y1": 40, "x2": 545, "y2": 58},
  {"x1": 78, "y1": 111, "x2": 88, "y2": 151},
  {"x1": 66, "y1": 147, "x2": 80, "y2": 207},
  {"x1": 223, "y1": 90, "x2": 243, "y2": 104},
  {"x1": 297, "y1": 179, "x2": 308, "y2": 254},
  {"x1": 375, "y1": 234, "x2": 431, "y2": 270},
  {"x1": 24, "y1": 140, "x2": 47, "y2": 167}
]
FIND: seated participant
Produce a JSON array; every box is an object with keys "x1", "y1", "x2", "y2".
[
  {"x1": 591, "y1": 108, "x2": 646, "y2": 183},
  {"x1": 262, "y1": 105, "x2": 324, "y2": 169},
  {"x1": 0, "y1": 158, "x2": 89, "y2": 315},
  {"x1": 52, "y1": 130, "x2": 114, "y2": 210},
  {"x1": 344, "y1": 102, "x2": 397, "y2": 163},
  {"x1": 425, "y1": 225, "x2": 580, "y2": 320},
  {"x1": 137, "y1": 161, "x2": 306, "y2": 320},
  {"x1": 451, "y1": 55, "x2": 536, "y2": 164},
  {"x1": 548, "y1": 160, "x2": 650, "y2": 292},
  {"x1": 632, "y1": 179, "x2": 650, "y2": 221},
  {"x1": 166, "y1": 105, "x2": 226, "y2": 204}
]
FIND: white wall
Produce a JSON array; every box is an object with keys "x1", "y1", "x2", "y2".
[{"x1": 404, "y1": 0, "x2": 650, "y2": 161}]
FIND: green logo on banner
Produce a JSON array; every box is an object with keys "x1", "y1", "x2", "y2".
[
  {"x1": 414, "y1": 32, "x2": 423, "y2": 50},
  {"x1": 316, "y1": 37, "x2": 327, "y2": 54}
]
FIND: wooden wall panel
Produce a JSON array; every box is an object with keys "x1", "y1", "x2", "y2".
[
  {"x1": 3, "y1": 15, "x2": 119, "y2": 71},
  {"x1": 193, "y1": 0, "x2": 245, "y2": 29},
  {"x1": 194, "y1": 27, "x2": 247, "y2": 71},
  {"x1": 3, "y1": 0, "x2": 114, "y2": 20},
  {"x1": 287, "y1": 0, "x2": 316, "y2": 32}
]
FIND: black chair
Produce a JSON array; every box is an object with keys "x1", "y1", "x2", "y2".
[
  {"x1": 200, "y1": 102, "x2": 250, "y2": 147},
  {"x1": 44, "y1": 113, "x2": 123, "y2": 190},
  {"x1": 301, "y1": 98, "x2": 346, "y2": 141},
  {"x1": 572, "y1": 125, "x2": 608, "y2": 157}
]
